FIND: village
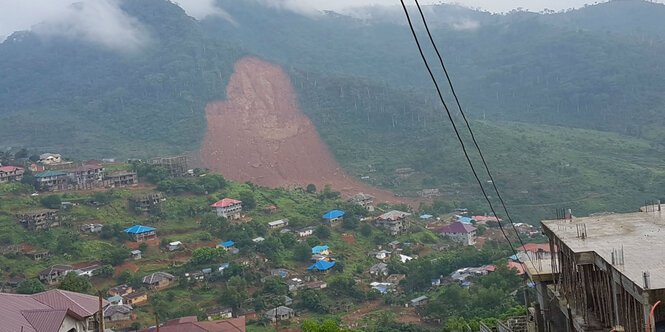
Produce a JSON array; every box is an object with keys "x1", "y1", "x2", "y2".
[{"x1": 0, "y1": 151, "x2": 546, "y2": 332}]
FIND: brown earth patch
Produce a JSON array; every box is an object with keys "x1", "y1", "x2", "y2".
[{"x1": 199, "y1": 56, "x2": 420, "y2": 206}]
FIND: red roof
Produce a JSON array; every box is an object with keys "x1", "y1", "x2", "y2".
[
  {"x1": 517, "y1": 243, "x2": 554, "y2": 253},
  {"x1": 0, "y1": 166, "x2": 22, "y2": 172},
  {"x1": 485, "y1": 265, "x2": 496, "y2": 272},
  {"x1": 211, "y1": 199, "x2": 242, "y2": 208},
  {"x1": 441, "y1": 222, "x2": 476, "y2": 234},
  {"x1": 265, "y1": 206, "x2": 277, "y2": 209},
  {"x1": 139, "y1": 316, "x2": 246, "y2": 332},
  {"x1": 507, "y1": 261, "x2": 525, "y2": 275}
]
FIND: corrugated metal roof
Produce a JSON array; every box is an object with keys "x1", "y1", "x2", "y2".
[
  {"x1": 441, "y1": 222, "x2": 476, "y2": 234},
  {"x1": 124, "y1": 225, "x2": 156, "y2": 234},
  {"x1": 34, "y1": 170, "x2": 67, "y2": 178},
  {"x1": 210, "y1": 198, "x2": 242, "y2": 208},
  {"x1": 0, "y1": 166, "x2": 22, "y2": 172},
  {"x1": 21, "y1": 309, "x2": 68, "y2": 332},
  {"x1": 307, "y1": 260, "x2": 335, "y2": 271},
  {"x1": 323, "y1": 210, "x2": 344, "y2": 219}
]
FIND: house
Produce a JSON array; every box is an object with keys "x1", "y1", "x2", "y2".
[
  {"x1": 388, "y1": 240, "x2": 401, "y2": 249},
  {"x1": 107, "y1": 295, "x2": 123, "y2": 304},
  {"x1": 104, "y1": 171, "x2": 138, "y2": 187},
  {"x1": 322, "y1": 210, "x2": 345, "y2": 225},
  {"x1": 139, "y1": 316, "x2": 246, "y2": 332},
  {"x1": 73, "y1": 264, "x2": 101, "y2": 277},
  {"x1": 0, "y1": 165, "x2": 24, "y2": 183},
  {"x1": 252, "y1": 237, "x2": 265, "y2": 243},
  {"x1": 370, "y1": 282, "x2": 395, "y2": 294},
  {"x1": 302, "y1": 280, "x2": 328, "y2": 290},
  {"x1": 376, "y1": 210, "x2": 411, "y2": 235},
  {"x1": 39, "y1": 153, "x2": 63, "y2": 164},
  {"x1": 131, "y1": 249, "x2": 142, "y2": 260},
  {"x1": 147, "y1": 155, "x2": 189, "y2": 177},
  {"x1": 311, "y1": 245, "x2": 330, "y2": 255},
  {"x1": 124, "y1": 225, "x2": 157, "y2": 242},
  {"x1": 457, "y1": 216, "x2": 474, "y2": 224},
  {"x1": 15, "y1": 209, "x2": 59, "y2": 231},
  {"x1": 28, "y1": 250, "x2": 50, "y2": 260},
  {"x1": 296, "y1": 226, "x2": 316, "y2": 238},
  {"x1": 123, "y1": 291, "x2": 148, "y2": 305},
  {"x1": 419, "y1": 188, "x2": 440, "y2": 198},
  {"x1": 129, "y1": 193, "x2": 165, "y2": 214},
  {"x1": 210, "y1": 198, "x2": 243, "y2": 220},
  {"x1": 237, "y1": 309, "x2": 258, "y2": 321},
  {"x1": 80, "y1": 223, "x2": 103, "y2": 233},
  {"x1": 374, "y1": 250, "x2": 392, "y2": 260},
  {"x1": 270, "y1": 268, "x2": 291, "y2": 277},
  {"x1": 34, "y1": 170, "x2": 69, "y2": 191},
  {"x1": 67, "y1": 164, "x2": 105, "y2": 190},
  {"x1": 386, "y1": 274, "x2": 406, "y2": 284},
  {"x1": 419, "y1": 214, "x2": 433, "y2": 220},
  {"x1": 168, "y1": 241, "x2": 182, "y2": 251},
  {"x1": 142, "y1": 272, "x2": 175, "y2": 290},
  {"x1": 268, "y1": 219, "x2": 289, "y2": 229},
  {"x1": 431, "y1": 278, "x2": 441, "y2": 286},
  {"x1": 307, "y1": 260, "x2": 336, "y2": 272},
  {"x1": 104, "y1": 304, "x2": 132, "y2": 321},
  {"x1": 265, "y1": 306, "x2": 295, "y2": 322},
  {"x1": 399, "y1": 254, "x2": 414, "y2": 263},
  {"x1": 38, "y1": 264, "x2": 72, "y2": 284},
  {"x1": 206, "y1": 307, "x2": 233, "y2": 320},
  {"x1": 370, "y1": 262, "x2": 389, "y2": 277},
  {"x1": 348, "y1": 193, "x2": 375, "y2": 212},
  {"x1": 440, "y1": 222, "x2": 477, "y2": 245},
  {"x1": 409, "y1": 296, "x2": 429, "y2": 307},
  {"x1": 0, "y1": 289, "x2": 107, "y2": 332},
  {"x1": 217, "y1": 241, "x2": 236, "y2": 250},
  {"x1": 108, "y1": 284, "x2": 133, "y2": 297},
  {"x1": 279, "y1": 228, "x2": 292, "y2": 234},
  {"x1": 264, "y1": 205, "x2": 278, "y2": 214},
  {"x1": 286, "y1": 278, "x2": 304, "y2": 292},
  {"x1": 516, "y1": 243, "x2": 554, "y2": 262},
  {"x1": 186, "y1": 271, "x2": 205, "y2": 282},
  {"x1": 450, "y1": 265, "x2": 494, "y2": 281}
]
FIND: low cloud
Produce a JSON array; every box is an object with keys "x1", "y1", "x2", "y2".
[
  {"x1": 452, "y1": 19, "x2": 480, "y2": 30},
  {"x1": 2, "y1": 0, "x2": 149, "y2": 52},
  {"x1": 175, "y1": 0, "x2": 236, "y2": 24}
]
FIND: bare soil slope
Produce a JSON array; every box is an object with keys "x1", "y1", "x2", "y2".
[{"x1": 200, "y1": 57, "x2": 408, "y2": 204}]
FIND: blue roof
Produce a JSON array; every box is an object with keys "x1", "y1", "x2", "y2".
[
  {"x1": 457, "y1": 217, "x2": 474, "y2": 224},
  {"x1": 307, "y1": 260, "x2": 336, "y2": 271},
  {"x1": 131, "y1": 250, "x2": 141, "y2": 254},
  {"x1": 124, "y1": 225, "x2": 156, "y2": 234},
  {"x1": 323, "y1": 210, "x2": 345, "y2": 219},
  {"x1": 220, "y1": 241, "x2": 235, "y2": 247},
  {"x1": 461, "y1": 281, "x2": 471, "y2": 286},
  {"x1": 220, "y1": 263, "x2": 230, "y2": 269},
  {"x1": 312, "y1": 245, "x2": 330, "y2": 254},
  {"x1": 108, "y1": 295, "x2": 123, "y2": 303},
  {"x1": 420, "y1": 214, "x2": 433, "y2": 219},
  {"x1": 35, "y1": 170, "x2": 67, "y2": 178},
  {"x1": 509, "y1": 254, "x2": 519, "y2": 261},
  {"x1": 376, "y1": 286, "x2": 387, "y2": 294}
]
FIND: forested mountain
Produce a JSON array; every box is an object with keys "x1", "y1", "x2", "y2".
[
  {"x1": 0, "y1": 0, "x2": 242, "y2": 157},
  {"x1": 203, "y1": 0, "x2": 665, "y2": 137}
]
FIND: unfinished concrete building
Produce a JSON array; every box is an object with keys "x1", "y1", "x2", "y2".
[
  {"x1": 15, "y1": 209, "x2": 59, "y2": 231},
  {"x1": 148, "y1": 155, "x2": 188, "y2": 177},
  {"x1": 129, "y1": 193, "x2": 165, "y2": 214},
  {"x1": 348, "y1": 193, "x2": 375, "y2": 212},
  {"x1": 531, "y1": 205, "x2": 665, "y2": 332},
  {"x1": 67, "y1": 164, "x2": 105, "y2": 190},
  {"x1": 104, "y1": 171, "x2": 138, "y2": 187}
]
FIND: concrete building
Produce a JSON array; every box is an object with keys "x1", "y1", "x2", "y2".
[
  {"x1": 142, "y1": 272, "x2": 175, "y2": 290},
  {"x1": 323, "y1": 210, "x2": 345, "y2": 226},
  {"x1": 147, "y1": 155, "x2": 188, "y2": 177},
  {"x1": 138, "y1": 315, "x2": 245, "y2": 332},
  {"x1": 0, "y1": 166, "x2": 24, "y2": 183},
  {"x1": 0, "y1": 289, "x2": 107, "y2": 332},
  {"x1": 67, "y1": 164, "x2": 104, "y2": 190},
  {"x1": 108, "y1": 284, "x2": 133, "y2": 297},
  {"x1": 39, "y1": 153, "x2": 62, "y2": 165},
  {"x1": 268, "y1": 219, "x2": 289, "y2": 229},
  {"x1": 124, "y1": 225, "x2": 157, "y2": 242},
  {"x1": 38, "y1": 264, "x2": 73, "y2": 284},
  {"x1": 34, "y1": 170, "x2": 69, "y2": 191},
  {"x1": 440, "y1": 222, "x2": 477, "y2": 245},
  {"x1": 103, "y1": 304, "x2": 132, "y2": 321},
  {"x1": 104, "y1": 171, "x2": 138, "y2": 187},
  {"x1": 123, "y1": 291, "x2": 148, "y2": 306},
  {"x1": 265, "y1": 306, "x2": 295, "y2": 322},
  {"x1": 15, "y1": 209, "x2": 59, "y2": 231},
  {"x1": 531, "y1": 205, "x2": 665, "y2": 332},
  {"x1": 348, "y1": 193, "x2": 375, "y2": 212},
  {"x1": 296, "y1": 226, "x2": 316, "y2": 238},
  {"x1": 211, "y1": 198, "x2": 243, "y2": 220},
  {"x1": 129, "y1": 193, "x2": 165, "y2": 215},
  {"x1": 376, "y1": 210, "x2": 411, "y2": 235}
]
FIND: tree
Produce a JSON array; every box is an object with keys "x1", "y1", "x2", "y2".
[
  {"x1": 314, "y1": 225, "x2": 330, "y2": 239},
  {"x1": 220, "y1": 287, "x2": 247, "y2": 310},
  {"x1": 200, "y1": 213, "x2": 230, "y2": 237},
  {"x1": 306, "y1": 184, "x2": 317, "y2": 194},
  {"x1": 94, "y1": 265, "x2": 115, "y2": 278},
  {"x1": 237, "y1": 191, "x2": 256, "y2": 210},
  {"x1": 360, "y1": 223, "x2": 373, "y2": 237},
  {"x1": 40, "y1": 195, "x2": 61, "y2": 209},
  {"x1": 17, "y1": 279, "x2": 45, "y2": 294},
  {"x1": 58, "y1": 273, "x2": 92, "y2": 293},
  {"x1": 138, "y1": 242, "x2": 148, "y2": 252},
  {"x1": 342, "y1": 216, "x2": 358, "y2": 230},
  {"x1": 294, "y1": 243, "x2": 311, "y2": 262},
  {"x1": 101, "y1": 247, "x2": 131, "y2": 266},
  {"x1": 476, "y1": 225, "x2": 487, "y2": 236},
  {"x1": 190, "y1": 247, "x2": 226, "y2": 265}
]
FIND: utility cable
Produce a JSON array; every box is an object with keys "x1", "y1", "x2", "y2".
[{"x1": 412, "y1": 0, "x2": 541, "y2": 277}]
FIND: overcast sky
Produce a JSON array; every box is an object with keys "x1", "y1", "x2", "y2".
[{"x1": 1, "y1": 0, "x2": 662, "y2": 48}]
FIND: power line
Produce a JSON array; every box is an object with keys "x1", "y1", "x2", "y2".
[
  {"x1": 411, "y1": 0, "x2": 541, "y2": 277},
  {"x1": 397, "y1": 0, "x2": 519, "y2": 260}
]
